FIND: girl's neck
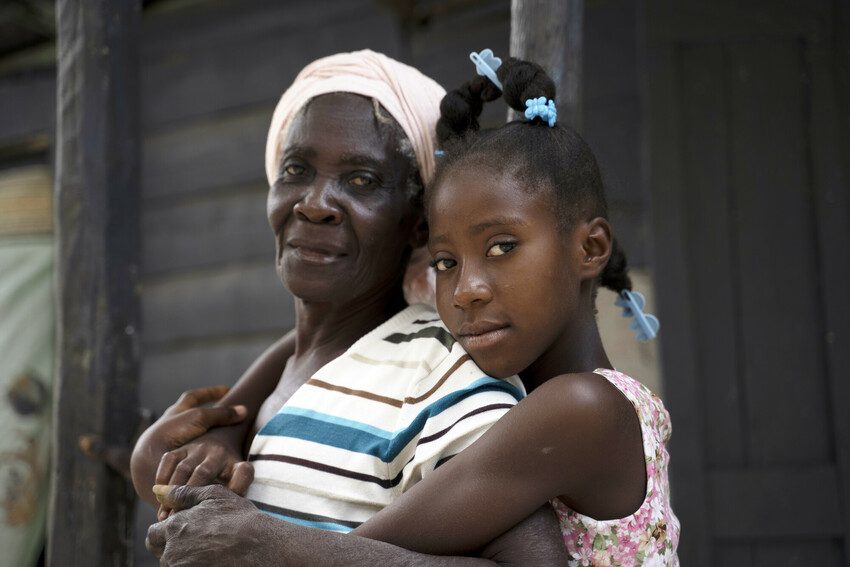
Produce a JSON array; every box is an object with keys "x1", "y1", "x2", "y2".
[
  {"x1": 292, "y1": 285, "x2": 407, "y2": 361},
  {"x1": 519, "y1": 306, "x2": 611, "y2": 393}
]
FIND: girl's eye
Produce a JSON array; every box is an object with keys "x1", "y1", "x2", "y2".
[
  {"x1": 486, "y1": 242, "x2": 517, "y2": 257},
  {"x1": 349, "y1": 174, "x2": 378, "y2": 188},
  {"x1": 284, "y1": 164, "x2": 305, "y2": 176},
  {"x1": 430, "y1": 258, "x2": 457, "y2": 272}
]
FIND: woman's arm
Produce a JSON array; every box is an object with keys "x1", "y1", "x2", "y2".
[
  {"x1": 352, "y1": 371, "x2": 646, "y2": 554},
  {"x1": 130, "y1": 330, "x2": 295, "y2": 507},
  {"x1": 146, "y1": 484, "x2": 570, "y2": 566}
]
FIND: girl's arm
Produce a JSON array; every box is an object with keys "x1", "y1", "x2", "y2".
[
  {"x1": 130, "y1": 330, "x2": 295, "y2": 507},
  {"x1": 353, "y1": 371, "x2": 647, "y2": 554}
]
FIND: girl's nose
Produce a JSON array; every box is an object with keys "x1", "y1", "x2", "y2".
[
  {"x1": 453, "y1": 269, "x2": 493, "y2": 309},
  {"x1": 293, "y1": 179, "x2": 342, "y2": 224}
]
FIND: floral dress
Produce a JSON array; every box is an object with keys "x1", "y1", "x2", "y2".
[{"x1": 552, "y1": 369, "x2": 680, "y2": 566}]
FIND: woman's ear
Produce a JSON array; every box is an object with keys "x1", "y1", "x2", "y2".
[
  {"x1": 409, "y1": 214, "x2": 429, "y2": 249},
  {"x1": 578, "y1": 217, "x2": 613, "y2": 280}
]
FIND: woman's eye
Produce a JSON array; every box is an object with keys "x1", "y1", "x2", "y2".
[
  {"x1": 284, "y1": 164, "x2": 305, "y2": 176},
  {"x1": 486, "y1": 242, "x2": 517, "y2": 257},
  {"x1": 349, "y1": 174, "x2": 378, "y2": 188},
  {"x1": 431, "y1": 258, "x2": 456, "y2": 272}
]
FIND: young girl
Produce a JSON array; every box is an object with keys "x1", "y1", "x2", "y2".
[{"x1": 351, "y1": 56, "x2": 681, "y2": 565}]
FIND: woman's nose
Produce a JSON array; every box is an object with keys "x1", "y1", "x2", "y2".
[
  {"x1": 453, "y1": 269, "x2": 493, "y2": 309},
  {"x1": 293, "y1": 179, "x2": 342, "y2": 224}
]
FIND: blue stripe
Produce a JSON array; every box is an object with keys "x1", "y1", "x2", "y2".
[
  {"x1": 260, "y1": 510, "x2": 353, "y2": 533},
  {"x1": 256, "y1": 377, "x2": 523, "y2": 463}
]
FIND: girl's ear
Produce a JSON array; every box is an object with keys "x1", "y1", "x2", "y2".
[{"x1": 578, "y1": 217, "x2": 613, "y2": 280}]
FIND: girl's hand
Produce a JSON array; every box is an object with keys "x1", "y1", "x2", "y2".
[
  {"x1": 130, "y1": 386, "x2": 248, "y2": 508},
  {"x1": 154, "y1": 429, "x2": 254, "y2": 520}
]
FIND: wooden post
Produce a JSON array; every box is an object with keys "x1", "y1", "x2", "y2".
[
  {"x1": 509, "y1": 0, "x2": 583, "y2": 130},
  {"x1": 49, "y1": 0, "x2": 141, "y2": 565}
]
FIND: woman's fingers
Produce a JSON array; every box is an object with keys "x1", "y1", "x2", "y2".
[{"x1": 169, "y1": 454, "x2": 204, "y2": 487}]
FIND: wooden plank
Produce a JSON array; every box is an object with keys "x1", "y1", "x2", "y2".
[
  {"x1": 0, "y1": 70, "x2": 54, "y2": 146},
  {"x1": 141, "y1": 107, "x2": 269, "y2": 201},
  {"x1": 753, "y1": 540, "x2": 844, "y2": 567},
  {"x1": 141, "y1": 184, "x2": 272, "y2": 275},
  {"x1": 49, "y1": 1, "x2": 141, "y2": 565},
  {"x1": 645, "y1": 42, "x2": 712, "y2": 566},
  {"x1": 141, "y1": 336, "x2": 279, "y2": 414},
  {"x1": 709, "y1": 466, "x2": 843, "y2": 539},
  {"x1": 808, "y1": 37, "x2": 850, "y2": 562},
  {"x1": 139, "y1": 0, "x2": 401, "y2": 130},
  {"x1": 715, "y1": 544, "x2": 753, "y2": 567},
  {"x1": 646, "y1": 0, "x2": 830, "y2": 43},
  {"x1": 727, "y1": 41, "x2": 832, "y2": 465},
  {"x1": 141, "y1": 261, "x2": 294, "y2": 346},
  {"x1": 509, "y1": 0, "x2": 583, "y2": 128},
  {"x1": 679, "y1": 44, "x2": 746, "y2": 467}
]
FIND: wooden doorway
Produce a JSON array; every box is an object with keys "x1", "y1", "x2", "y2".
[{"x1": 644, "y1": 1, "x2": 850, "y2": 564}]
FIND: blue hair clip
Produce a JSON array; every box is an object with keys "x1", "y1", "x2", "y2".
[
  {"x1": 524, "y1": 97, "x2": 557, "y2": 127},
  {"x1": 469, "y1": 49, "x2": 503, "y2": 90},
  {"x1": 434, "y1": 149, "x2": 445, "y2": 158},
  {"x1": 615, "y1": 290, "x2": 660, "y2": 342}
]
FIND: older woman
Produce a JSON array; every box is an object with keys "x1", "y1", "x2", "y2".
[{"x1": 133, "y1": 51, "x2": 567, "y2": 565}]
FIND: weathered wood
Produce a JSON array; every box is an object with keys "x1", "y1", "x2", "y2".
[
  {"x1": 49, "y1": 0, "x2": 141, "y2": 565},
  {"x1": 645, "y1": 43, "x2": 712, "y2": 565},
  {"x1": 708, "y1": 465, "x2": 842, "y2": 538},
  {"x1": 139, "y1": 0, "x2": 400, "y2": 131},
  {"x1": 0, "y1": 71, "x2": 55, "y2": 146},
  {"x1": 752, "y1": 541, "x2": 844, "y2": 567},
  {"x1": 808, "y1": 34, "x2": 850, "y2": 563},
  {"x1": 728, "y1": 41, "x2": 831, "y2": 465},
  {"x1": 142, "y1": 108, "x2": 270, "y2": 201},
  {"x1": 141, "y1": 337, "x2": 279, "y2": 414},
  {"x1": 142, "y1": 262, "x2": 294, "y2": 347},
  {"x1": 645, "y1": 0, "x2": 830, "y2": 44},
  {"x1": 679, "y1": 44, "x2": 746, "y2": 467},
  {"x1": 141, "y1": 184, "x2": 271, "y2": 275},
  {"x1": 509, "y1": 0, "x2": 583, "y2": 129}
]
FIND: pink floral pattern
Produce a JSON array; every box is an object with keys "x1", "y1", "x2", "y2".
[{"x1": 551, "y1": 369, "x2": 680, "y2": 566}]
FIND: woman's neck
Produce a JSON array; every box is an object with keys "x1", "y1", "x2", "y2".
[
  {"x1": 292, "y1": 285, "x2": 408, "y2": 361},
  {"x1": 519, "y1": 305, "x2": 611, "y2": 393}
]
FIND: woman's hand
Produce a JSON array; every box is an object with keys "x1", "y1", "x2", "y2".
[
  {"x1": 146, "y1": 485, "x2": 278, "y2": 567},
  {"x1": 130, "y1": 386, "x2": 249, "y2": 508}
]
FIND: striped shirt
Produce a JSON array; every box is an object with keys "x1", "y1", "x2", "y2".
[{"x1": 245, "y1": 304, "x2": 525, "y2": 532}]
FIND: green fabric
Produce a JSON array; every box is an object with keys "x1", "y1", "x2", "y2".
[{"x1": 0, "y1": 236, "x2": 53, "y2": 567}]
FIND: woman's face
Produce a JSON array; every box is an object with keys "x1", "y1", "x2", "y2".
[
  {"x1": 428, "y1": 166, "x2": 585, "y2": 378},
  {"x1": 267, "y1": 93, "x2": 423, "y2": 305}
]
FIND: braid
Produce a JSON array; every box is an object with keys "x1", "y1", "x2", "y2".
[
  {"x1": 498, "y1": 57, "x2": 557, "y2": 114},
  {"x1": 599, "y1": 239, "x2": 632, "y2": 293},
  {"x1": 435, "y1": 75, "x2": 501, "y2": 147}
]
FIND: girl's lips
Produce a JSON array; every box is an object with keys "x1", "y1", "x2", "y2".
[{"x1": 458, "y1": 325, "x2": 510, "y2": 351}]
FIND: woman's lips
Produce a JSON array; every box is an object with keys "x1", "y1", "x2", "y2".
[{"x1": 285, "y1": 240, "x2": 347, "y2": 265}]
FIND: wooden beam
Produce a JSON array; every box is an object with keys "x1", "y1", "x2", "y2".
[
  {"x1": 48, "y1": 0, "x2": 141, "y2": 565},
  {"x1": 508, "y1": 0, "x2": 583, "y2": 130}
]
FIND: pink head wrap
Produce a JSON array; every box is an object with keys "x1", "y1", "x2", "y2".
[
  {"x1": 265, "y1": 49, "x2": 445, "y2": 188},
  {"x1": 265, "y1": 50, "x2": 445, "y2": 306}
]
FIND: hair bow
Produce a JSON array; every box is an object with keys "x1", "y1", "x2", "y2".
[{"x1": 615, "y1": 290, "x2": 660, "y2": 342}]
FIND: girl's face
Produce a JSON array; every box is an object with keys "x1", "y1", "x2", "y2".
[{"x1": 428, "y1": 166, "x2": 587, "y2": 379}]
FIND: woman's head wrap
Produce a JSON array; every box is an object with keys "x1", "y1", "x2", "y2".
[{"x1": 265, "y1": 49, "x2": 446, "y2": 187}]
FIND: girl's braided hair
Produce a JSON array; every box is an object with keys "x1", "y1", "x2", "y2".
[{"x1": 431, "y1": 57, "x2": 632, "y2": 295}]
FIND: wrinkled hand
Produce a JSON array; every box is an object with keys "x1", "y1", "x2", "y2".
[{"x1": 146, "y1": 485, "x2": 276, "y2": 566}]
